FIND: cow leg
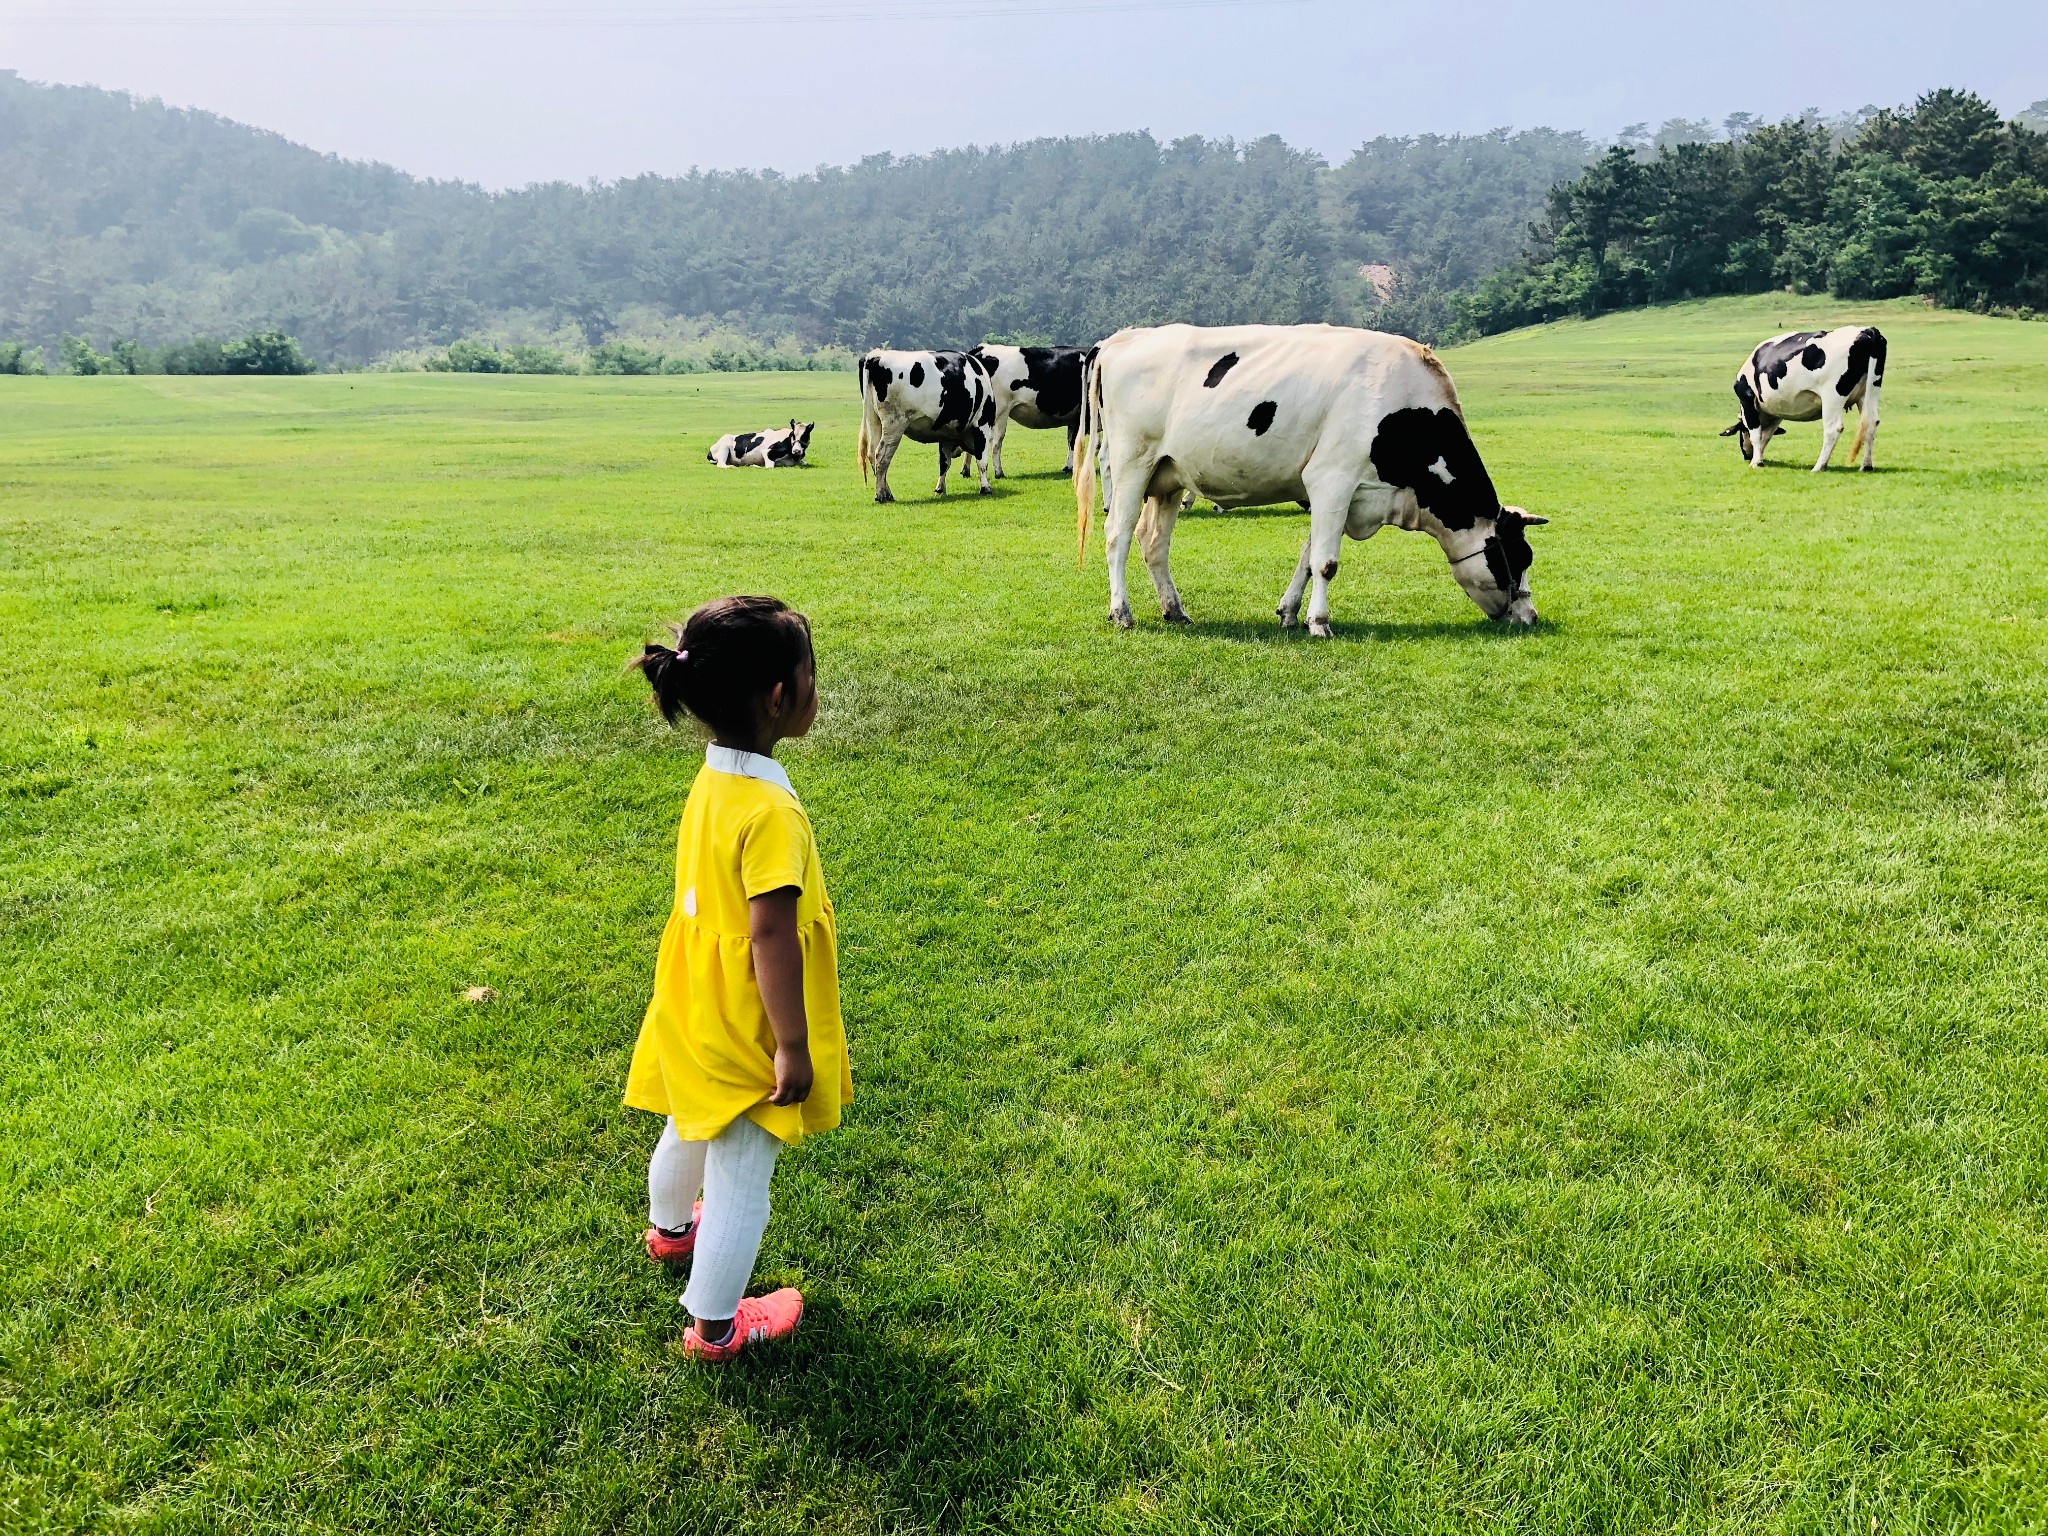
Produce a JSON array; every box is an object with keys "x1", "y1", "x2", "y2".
[
  {"x1": 1301, "y1": 488, "x2": 1351, "y2": 639},
  {"x1": 1812, "y1": 397, "x2": 1845, "y2": 472},
  {"x1": 934, "y1": 446, "x2": 950, "y2": 496},
  {"x1": 1277, "y1": 539, "x2": 1312, "y2": 629},
  {"x1": 1063, "y1": 422, "x2": 1079, "y2": 476},
  {"x1": 1750, "y1": 421, "x2": 1776, "y2": 468},
  {"x1": 1857, "y1": 380, "x2": 1881, "y2": 470},
  {"x1": 1102, "y1": 458, "x2": 1154, "y2": 630},
  {"x1": 972, "y1": 432, "x2": 993, "y2": 495},
  {"x1": 870, "y1": 421, "x2": 905, "y2": 504},
  {"x1": 1139, "y1": 493, "x2": 1190, "y2": 623},
  {"x1": 988, "y1": 413, "x2": 1008, "y2": 479}
]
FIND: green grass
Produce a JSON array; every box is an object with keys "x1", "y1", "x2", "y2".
[{"x1": 4, "y1": 294, "x2": 2047, "y2": 1533}]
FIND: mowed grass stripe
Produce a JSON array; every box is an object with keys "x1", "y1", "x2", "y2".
[{"x1": 3, "y1": 294, "x2": 2046, "y2": 1533}]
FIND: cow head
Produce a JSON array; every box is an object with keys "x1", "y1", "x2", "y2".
[
  {"x1": 1719, "y1": 420, "x2": 1753, "y2": 459},
  {"x1": 1447, "y1": 506, "x2": 1546, "y2": 626},
  {"x1": 769, "y1": 420, "x2": 815, "y2": 464}
]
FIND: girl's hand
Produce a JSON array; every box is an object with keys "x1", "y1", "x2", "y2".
[{"x1": 770, "y1": 1044, "x2": 814, "y2": 1106}]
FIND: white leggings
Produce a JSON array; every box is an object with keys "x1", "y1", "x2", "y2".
[{"x1": 648, "y1": 1114, "x2": 782, "y2": 1321}]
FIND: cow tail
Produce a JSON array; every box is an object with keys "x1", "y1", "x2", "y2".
[
  {"x1": 855, "y1": 363, "x2": 873, "y2": 486},
  {"x1": 1074, "y1": 354, "x2": 1103, "y2": 567}
]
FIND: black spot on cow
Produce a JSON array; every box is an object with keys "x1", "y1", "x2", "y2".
[
  {"x1": 1836, "y1": 326, "x2": 1887, "y2": 396},
  {"x1": 1203, "y1": 352, "x2": 1239, "y2": 388},
  {"x1": 1799, "y1": 343, "x2": 1827, "y2": 371},
  {"x1": 978, "y1": 392, "x2": 996, "y2": 426},
  {"x1": 1247, "y1": 400, "x2": 1277, "y2": 435},
  {"x1": 909, "y1": 361, "x2": 925, "y2": 389},
  {"x1": 1754, "y1": 331, "x2": 1825, "y2": 388},
  {"x1": 731, "y1": 432, "x2": 762, "y2": 461},
  {"x1": 863, "y1": 357, "x2": 893, "y2": 399},
  {"x1": 1493, "y1": 512, "x2": 1538, "y2": 586},
  {"x1": 934, "y1": 355, "x2": 974, "y2": 429},
  {"x1": 1018, "y1": 346, "x2": 1088, "y2": 421},
  {"x1": 1368, "y1": 407, "x2": 1500, "y2": 530}
]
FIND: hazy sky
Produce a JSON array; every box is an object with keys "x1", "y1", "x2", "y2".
[{"x1": 2, "y1": 0, "x2": 2043, "y2": 188}]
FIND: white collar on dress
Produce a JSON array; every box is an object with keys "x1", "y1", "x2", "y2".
[{"x1": 705, "y1": 743, "x2": 794, "y2": 796}]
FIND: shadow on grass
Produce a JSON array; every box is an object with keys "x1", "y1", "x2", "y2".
[
  {"x1": 1746, "y1": 459, "x2": 1899, "y2": 475},
  {"x1": 723, "y1": 1296, "x2": 1067, "y2": 1527},
  {"x1": 1162, "y1": 614, "x2": 1561, "y2": 644}
]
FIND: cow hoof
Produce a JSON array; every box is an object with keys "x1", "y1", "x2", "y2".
[
  {"x1": 1308, "y1": 618, "x2": 1335, "y2": 639},
  {"x1": 1277, "y1": 609, "x2": 1298, "y2": 629},
  {"x1": 874, "y1": 492, "x2": 894, "y2": 505},
  {"x1": 1162, "y1": 603, "x2": 1191, "y2": 625},
  {"x1": 1860, "y1": 464, "x2": 1875, "y2": 473},
  {"x1": 979, "y1": 486, "x2": 992, "y2": 496},
  {"x1": 1109, "y1": 605, "x2": 1134, "y2": 631}
]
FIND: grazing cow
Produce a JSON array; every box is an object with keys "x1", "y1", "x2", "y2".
[
  {"x1": 855, "y1": 349, "x2": 996, "y2": 502},
  {"x1": 707, "y1": 419, "x2": 815, "y2": 468},
  {"x1": 1075, "y1": 323, "x2": 1546, "y2": 636},
  {"x1": 968, "y1": 343, "x2": 1093, "y2": 477},
  {"x1": 1720, "y1": 326, "x2": 1886, "y2": 470}
]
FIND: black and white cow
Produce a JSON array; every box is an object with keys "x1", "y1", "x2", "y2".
[
  {"x1": 968, "y1": 343, "x2": 1093, "y2": 477},
  {"x1": 707, "y1": 419, "x2": 815, "y2": 468},
  {"x1": 855, "y1": 349, "x2": 997, "y2": 502},
  {"x1": 1076, "y1": 323, "x2": 1546, "y2": 636},
  {"x1": 1720, "y1": 326, "x2": 1886, "y2": 470}
]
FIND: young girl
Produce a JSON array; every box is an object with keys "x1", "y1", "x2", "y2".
[{"x1": 623, "y1": 594, "x2": 849, "y2": 1360}]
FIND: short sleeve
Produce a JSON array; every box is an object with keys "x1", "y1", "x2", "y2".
[{"x1": 738, "y1": 800, "x2": 810, "y2": 899}]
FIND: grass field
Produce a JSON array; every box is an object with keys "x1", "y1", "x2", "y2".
[{"x1": 4, "y1": 293, "x2": 2047, "y2": 1534}]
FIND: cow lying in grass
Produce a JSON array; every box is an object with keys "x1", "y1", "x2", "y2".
[
  {"x1": 1076, "y1": 323, "x2": 1546, "y2": 636},
  {"x1": 707, "y1": 420, "x2": 814, "y2": 468},
  {"x1": 1720, "y1": 327, "x2": 1885, "y2": 471}
]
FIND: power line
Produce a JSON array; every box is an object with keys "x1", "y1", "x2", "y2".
[{"x1": 0, "y1": 0, "x2": 1309, "y2": 25}]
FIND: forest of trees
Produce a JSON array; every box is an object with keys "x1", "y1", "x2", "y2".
[
  {"x1": 2, "y1": 70, "x2": 2043, "y2": 371},
  {"x1": 1471, "y1": 89, "x2": 2048, "y2": 332},
  {"x1": 0, "y1": 69, "x2": 1590, "y2": 366}
]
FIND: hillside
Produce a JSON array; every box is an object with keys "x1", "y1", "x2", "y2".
[{"x1": 0, "y1": 69, "x2": 1592, "y2": 366}]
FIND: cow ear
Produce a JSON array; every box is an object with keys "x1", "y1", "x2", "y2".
[
  {"x1": 1501, "y1": 505, "x2": 1549, "y2": 527},
  {"x1": 1718, "y1": 423, "x2": 1742, "y2": 437}
]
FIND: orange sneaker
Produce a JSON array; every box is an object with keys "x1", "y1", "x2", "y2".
[
  {"x1": 682, "y1": 1287, "x2": 804, "y2": 1360},
  {"x1": 644, "y1": 1201, "x2": 702, "y2": 1266}
]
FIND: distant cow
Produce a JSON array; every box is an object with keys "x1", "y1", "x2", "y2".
[
  {"x1": 707, "y1": 420, "x2": 814, "y2": 468},
  {"x1": 1076, "y1": 323, "x2": 1546, "y2": 636},
  {"x1": 855, "y1": 349, "x2": 996, "y2": 502},
  {"x1": 1721, "y1": 327, "x2": 1886, "y2": 470},
  {"x1": 969, "y1": 343, "x2": 1093, "y2": 477}
]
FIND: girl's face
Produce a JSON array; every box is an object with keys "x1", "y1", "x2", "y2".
[{"x1": 777, "y1": 655, "x2": 819, "y2": 741}]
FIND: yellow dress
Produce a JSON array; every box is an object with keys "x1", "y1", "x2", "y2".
[{"x1": 623, "y1": 747, "x2": 849, "y2": 1145}]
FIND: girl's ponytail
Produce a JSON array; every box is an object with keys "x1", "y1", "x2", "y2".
[
  {"x1": 631, "y1": 627, "x2": 695, "y2": 725},
  {"x1": 631, "y1": 597, "x2": 811, "y2": 737}
]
